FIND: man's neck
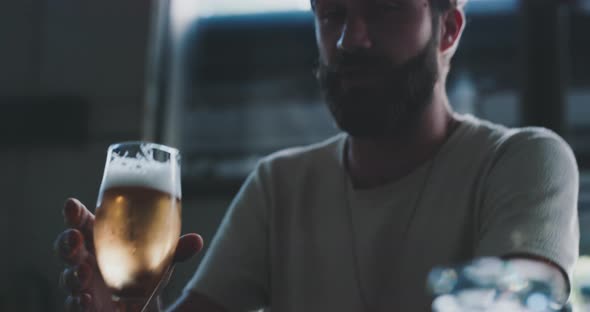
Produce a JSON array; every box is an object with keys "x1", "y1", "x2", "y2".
[{"x1": 346, "y1": 89, "x2": 458, "y2": 189}]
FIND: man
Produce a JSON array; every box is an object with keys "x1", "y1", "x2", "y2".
[{"x1": 56, "y1": 0, "x2": 579, "y2": 310}]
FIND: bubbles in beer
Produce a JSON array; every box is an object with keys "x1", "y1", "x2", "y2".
[
  {"x1": 95, "y1": 186, "x2": 181, "y2": 297},
  {"x1": 94, "y1": 142, "x2": 182, "y2": 298}
]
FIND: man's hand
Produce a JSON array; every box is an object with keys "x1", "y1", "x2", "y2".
[{"x1": 55, "y1": 198, "x2": 203, "y2": 311}]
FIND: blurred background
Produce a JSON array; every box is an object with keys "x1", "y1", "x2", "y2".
[{"x1": 1, "y1": 0, "x2": 590, "y2": 310}]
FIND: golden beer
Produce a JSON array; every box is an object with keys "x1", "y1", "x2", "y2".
[
  {"x1": 93, "y1": 142, "x2": 182, "y2": 305},
  {"x1": 94, "y1": 185, "x2": 181, "y2": 298}
]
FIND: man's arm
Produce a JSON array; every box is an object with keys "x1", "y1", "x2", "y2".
[
  {"x1": 181, "y1": 161, "x2": 271, "y2": 311},
  {"x1": 475, "y1": 129, "x2": 580, "y2": 304}
]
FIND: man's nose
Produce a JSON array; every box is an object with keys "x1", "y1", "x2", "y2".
[{"x1": 337, "y1": 17, "x2": 373, "y2": 52}]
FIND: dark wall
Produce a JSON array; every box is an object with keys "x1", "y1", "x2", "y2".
[{"x1": 0, "y1": 1, "x2": 151, "y2": 310}]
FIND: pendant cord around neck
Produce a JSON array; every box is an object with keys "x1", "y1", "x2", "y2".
[
  {"x1": 345, "y1": 157, "x2": 436, "y2": 311},
  {"x1": 344, "y1": 117, "x2": 460, "y2": 311}
]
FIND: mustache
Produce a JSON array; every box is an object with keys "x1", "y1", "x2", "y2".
[{"x1": 317, "y1": 51, "x2": 395, "y2": 73}]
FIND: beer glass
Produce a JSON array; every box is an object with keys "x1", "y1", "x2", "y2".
[{"x1": 94, "y1": 142, "x2": 182, "y2": 310}]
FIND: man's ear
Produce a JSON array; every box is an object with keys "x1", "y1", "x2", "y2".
[{"x1": 439, "y1": 9, "x2": 465, "y2": 53}]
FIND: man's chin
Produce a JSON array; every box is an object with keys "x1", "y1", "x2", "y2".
[
  {"x1": 339, "y1": 76, "x2": 386, "y2": 91},
  {"x1": 332, "y1": 108, "x2": 422, "y2": 139},
  {"x1": 333, "y1": 116, "x2": 392, "y2": 138}
]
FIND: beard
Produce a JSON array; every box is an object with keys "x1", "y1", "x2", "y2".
[{"x1": 316, "y1": 35, "x2": 440, "y2": 139}]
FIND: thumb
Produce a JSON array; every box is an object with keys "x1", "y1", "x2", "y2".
[{"x1": 173, "y1": 233, "x2": 204, "y2": 263}]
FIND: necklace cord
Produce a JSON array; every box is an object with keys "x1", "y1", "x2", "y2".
[{"x1": 344, "y1": 117, "x2": 459, "y2": 311}]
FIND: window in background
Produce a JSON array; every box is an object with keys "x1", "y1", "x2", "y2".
[
  {"x1": 180, "y1": 10, "x2": 334, "y2": 191},
  {"x1": 569, "y1": 4, "x2": 590, "y2": 259},
  {"x1": 447, "y1": 0, "x2": 520, "y2": 126},
  {"x1": 566, "y1": 5, "x2": 590, "y2": 167},
  {"x1": 196, "y1": 0, "x2": 310, "y2": 16}
]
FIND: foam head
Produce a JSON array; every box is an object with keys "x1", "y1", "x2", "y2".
[{"x1": 99, "y1": 142, "x2": 182, "y2": 200}]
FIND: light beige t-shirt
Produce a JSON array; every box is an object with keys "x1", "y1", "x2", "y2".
[{"x1": 186, "y1": 114, "x2": 580, "y2": 311}]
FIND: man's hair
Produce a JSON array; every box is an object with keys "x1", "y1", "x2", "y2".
[{"x1": 310, "y1": 0, "x2": 464, "y2": 12}]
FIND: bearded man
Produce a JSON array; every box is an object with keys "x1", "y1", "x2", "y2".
[{"x1": 56, "y1": 0, "x2": 579, "y2": 311}]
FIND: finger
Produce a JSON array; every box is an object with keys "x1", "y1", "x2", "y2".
[
  {"x1": 62, "y1": 262, "x2": 94, "y2": 293},
  {"x1": 63, "y1": 198, "x2": 95, "y2": 252},
  {"x1": 55, "y1": 229, "x2": 88, "y2": 265},
  {"x1": 173, "y1": 233, "x2": 204, "y2": 263}
]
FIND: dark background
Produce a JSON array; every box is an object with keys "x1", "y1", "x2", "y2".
[{"x1": 1, "y1": 0, "x2": 589, "y2": 311}]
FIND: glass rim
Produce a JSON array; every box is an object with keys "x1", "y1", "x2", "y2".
[{"x1": 108, "y1": 141, "x2": 180, "y2": 156}]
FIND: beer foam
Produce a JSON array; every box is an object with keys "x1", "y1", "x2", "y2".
[{"x1": 100, "y1": 156, "x2": 182, "y2": 199}]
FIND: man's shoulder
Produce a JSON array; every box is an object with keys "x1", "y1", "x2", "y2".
[
  {"x1": 501, "y1": 126, "x2": 569, "y2": 151},
  {"x1": 496, "y1": 125, "x2": 576, "y2": 172},
  {"x1": 255, "y1": 133, "x2": 346, "y2": 176},
  {"x1": 262, "y1": 133, "x2": 344, "y2": 164},
  {"x1": 457, "y1": 114, "x2": 576, "y2": 173},
  {"x1": 457, "y1": 114, "x2": 570, "y2": 154}
]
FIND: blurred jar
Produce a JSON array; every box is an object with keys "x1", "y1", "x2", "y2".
[{"x1": 428, "y1": 258, "x2": 565, "y2": 312}]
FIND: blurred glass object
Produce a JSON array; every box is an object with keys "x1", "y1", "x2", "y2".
[{"x1": 429, "y1": 258, "x2": 565, "y2": 312}]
